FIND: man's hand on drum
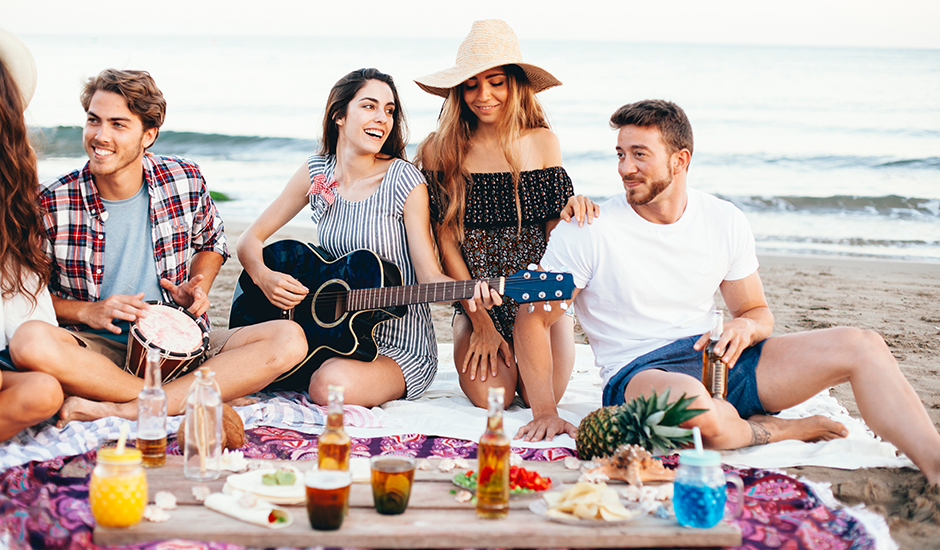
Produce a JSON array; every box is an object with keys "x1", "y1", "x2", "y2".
[
  {"x1": 465, "y1": 280, "x2": 502, "y2": 313},
  {"x1": 258, "y1": 270, "x2": 309, "y2": 311},
  {"x1": 160, "y1": 275, "x2": 211, "y2": 317},
  {"x1": 83, "y1": 292, "x2": 150, "y2": 334}
]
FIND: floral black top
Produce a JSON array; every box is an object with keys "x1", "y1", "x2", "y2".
[{"x1": 425, "y1": 167, "x2": 574, "y2": 340}]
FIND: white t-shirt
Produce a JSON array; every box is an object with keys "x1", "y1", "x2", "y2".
[
  {"x1": 540, "y1": 188, "x2": 758, "y2": 384},
  {"x1": 1, "y1": 272, "x2": 57, "y2": 349}
]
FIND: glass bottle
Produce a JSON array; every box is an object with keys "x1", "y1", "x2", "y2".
[
  {"x1": 89, "y1": 447, "x2": 147, "y2": 528},
  {"x1": 137, "y1": 347, "x2": 167, "y2": 468},
  {"x1": 318, "y1": 385, "x2": 350, "y2": 471},
  {"x1": 475, "y1": 387, "x2": 509, "y2": 519},
  {"x1": 702, "y1": 309, "x2": 728, "y2": 399},
  {"x1": 183, "y1": 366, "x2": 222, "y2": 480}
]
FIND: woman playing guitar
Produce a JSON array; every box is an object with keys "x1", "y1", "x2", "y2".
[{"x1": 236, "y1": 69, "x2": 502, "y2": 407}]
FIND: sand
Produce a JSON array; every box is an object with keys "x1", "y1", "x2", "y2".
[{"x1": 210, "y1": 222, "x2": 940, "y2": 549}]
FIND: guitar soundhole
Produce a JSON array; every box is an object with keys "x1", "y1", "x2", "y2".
[{"x1": 312, "y1": 281, "x2": 348, "y2": 328}]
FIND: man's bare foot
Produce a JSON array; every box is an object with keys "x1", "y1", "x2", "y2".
[
  {"x1": 57, "y1": 396, "x2": 128, "y2": 428},
  {"x1": 225, "y1": 396, "x2": 257, "y2": 407},
  {"x1": 746, "y1": 414, "x2": 847, "y2": 446}
]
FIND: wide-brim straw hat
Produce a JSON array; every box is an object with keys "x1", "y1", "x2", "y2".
[
  {"x1": 0, "y1": 28, "x2": 38, "y2": 110},
  {"x1": 415, "y1": 19, "x2": 561, "y2": 98}
]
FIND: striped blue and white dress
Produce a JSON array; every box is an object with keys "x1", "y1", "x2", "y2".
[{"x1": 307, "y1": 154, "x2": 438, "y2": 400}]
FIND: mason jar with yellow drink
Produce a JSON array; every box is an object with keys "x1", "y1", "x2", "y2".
[{"x1": 88, "y1": 447, "x2": 148, "y2": 528}]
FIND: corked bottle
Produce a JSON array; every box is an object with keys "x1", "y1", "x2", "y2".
[{"x1": 183, "y1": 366, "x2": 222, "y2": 480}]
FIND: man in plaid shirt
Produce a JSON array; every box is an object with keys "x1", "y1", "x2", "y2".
[{"x1": 11, "y1": 69, "x2": 306, "y2": 425}]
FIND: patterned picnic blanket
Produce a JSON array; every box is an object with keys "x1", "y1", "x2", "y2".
[{"x1": 0, "y1": 426, "x2": 883, "y2": 550}]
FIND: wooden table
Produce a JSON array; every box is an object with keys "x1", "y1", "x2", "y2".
[{"x1": 94, "y1": 457, "x2": 741, "y2": 548}]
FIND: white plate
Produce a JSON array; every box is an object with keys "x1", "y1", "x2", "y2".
[
  {"x1": 224, "y1": 469, "x2": 305, "y2": 505},
  {"x1": 528, "y1": 498, "x2": 643, "y2": 527}
]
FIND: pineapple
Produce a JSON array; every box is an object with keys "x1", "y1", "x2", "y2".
[{"x1": 576, "y1": 388, "x2": 706, "y2": 460}]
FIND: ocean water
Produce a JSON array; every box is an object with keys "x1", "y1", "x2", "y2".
[{"x1": 22, "y1": 34, "x2": 940, "y2": 261}]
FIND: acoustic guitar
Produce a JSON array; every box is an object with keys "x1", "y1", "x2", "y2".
[{"x1": 229, "y1": 239, "x2": 575, "y2": 390}]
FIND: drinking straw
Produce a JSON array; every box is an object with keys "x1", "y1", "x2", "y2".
[
  {"x1": 692, "y1": 426, "x2": 704, "y2": 454},
  {"x1": 116, "y1": 422, "x2": 129, "y2": 454}
]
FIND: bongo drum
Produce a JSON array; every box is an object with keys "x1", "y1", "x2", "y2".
[{"x1": 125, "y1": 302, "x2": 209, "y2": 383}]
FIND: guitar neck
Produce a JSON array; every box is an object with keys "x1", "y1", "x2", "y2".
[{"x1": 346, "y1": 277, "x2": 505, "y2": 311}]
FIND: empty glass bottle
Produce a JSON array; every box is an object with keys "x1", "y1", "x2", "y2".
[{"x1": 183, "y1": 366, "x2": 222, "y2": 480}]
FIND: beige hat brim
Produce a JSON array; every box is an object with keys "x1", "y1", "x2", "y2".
[
  {"x1": 0, "y1": 29, "x2": 38, "y2": 110},
  {"x1": 415, "y1": 60, "x2": 562, "y2": 98}
]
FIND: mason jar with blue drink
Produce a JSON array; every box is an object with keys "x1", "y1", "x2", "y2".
[{"x1": 673, "y1": 450, "x2": 743, "y2": 528}]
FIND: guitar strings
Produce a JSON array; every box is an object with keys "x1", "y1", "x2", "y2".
[{"x1": 292, "y1": 276, "x2": 570, "y2": 309}]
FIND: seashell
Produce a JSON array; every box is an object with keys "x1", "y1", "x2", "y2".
[
  {"x1": 455, "y1": 489, "x2": 473, "y2": 503},
  {"x1": 509, "y1": 453, "x2": 523, "y2": 467},
  {"x1": 416, "y1": 459, "x2": 432, "y2": 471},
  {"x1": 453, "y1": 457, "x2": 471, "y2": 469},
  {"x1": 438, "y1": 458, "x2": 456, "y2": 472},
  {"x1": 192, "y1": 485, "x2": 211, "y2": 503},
  {"x1": 154, "y1": 491, "x2": 177, "y2": 510},
  {"x1": 221, "y1": 449, "x2": 249, "y2": 472},
  {"x1": 563, "y1": 456, "x2": 581, "y2": 470},
  {"x1": 143, "y1": 505, "x2": 170, "y2": 522},
  {"x1": 586, "y1": 444, "x2": 674, "y2": 487},
  {"x1": 578, "y1": 470, "x2": 610, "y2": 484}
]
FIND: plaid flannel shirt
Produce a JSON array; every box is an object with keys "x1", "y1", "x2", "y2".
[{"x1": 38, "y1": 154, "x2": 228, "y2": 330}]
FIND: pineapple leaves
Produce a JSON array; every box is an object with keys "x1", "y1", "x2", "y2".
[{"x1": 660, "y1": 391, "x2": 707, "y2": 427}]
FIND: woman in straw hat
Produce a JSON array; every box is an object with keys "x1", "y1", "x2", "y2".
[
  {"x1": 0, "y1": 29, "x2": 65, "y2": 441},
  {"x1": 237, "y1": 68, "x2": 499, "y2": 407},
  {"x1": 415, "y1": 20, "x2": 596, "y2": 412}
]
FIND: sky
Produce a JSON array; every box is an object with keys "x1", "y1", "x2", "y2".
[{"x1": 2, "y1": 0, "x2": 939, "y2": 49}]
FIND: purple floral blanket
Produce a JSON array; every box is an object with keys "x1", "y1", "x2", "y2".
[{"x1": 0, "y1": 427, "x2": 875, "y2": 550}]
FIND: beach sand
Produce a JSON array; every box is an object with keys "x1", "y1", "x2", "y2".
[{"x1": 212, "y1": 222, "x2": 940, "y2": 549}]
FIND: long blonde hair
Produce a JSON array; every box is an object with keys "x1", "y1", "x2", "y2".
[{"x1": 416, "y1": 65, "x2": 549, "y2": 242}]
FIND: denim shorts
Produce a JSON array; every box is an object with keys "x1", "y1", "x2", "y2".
[
  {"x1": 602, "y1": 336, "x2": 769, "y2": 419},
  {"x1": 0, "y1": 348, "x2": 14, "y2": 372}
]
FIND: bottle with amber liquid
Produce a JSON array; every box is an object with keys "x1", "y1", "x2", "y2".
[
  {"x1": 476, "y1": 387, "x2": 509, "y2": 519},
  {"x1": 137, "y1": 347, "x2": 167, "y2": 468},
  {"x1": 702, "y1": 309, "x2": 728, "y2": 399},
  {"x1": 318, "y1": 385, "x2": 350, "y2": 471}
]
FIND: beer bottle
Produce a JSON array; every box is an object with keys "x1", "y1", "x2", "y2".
[
  {"x1": 137, "y1": 347, "x2": 167, "y2": 468},
  {"x1": 702, "y1": 309, "x2": 728, "y2": 399},
  {"x1": 476, "y1": 387, "x2": 509, "y2": 519},
  {"x1": 318, "y1": 385, "x2": 350, "y2": 471},
  {"x1": 183, "y1": 367, "x2": 222, "y2": 480}
]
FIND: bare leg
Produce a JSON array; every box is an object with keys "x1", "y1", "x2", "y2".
[
  {"x1": 0, "y1": 371, "x2": 64, "y2": 442},
  {"x1": 755, "y1": 327, "x2": 940, "y2": 484},
  {"x1": 545, "y1": 314, "x2": 576, "y2": 404},
  {"x1": 452, "y1": 313, "x2": 517, "y2": 409},
  {"x1": 56, "y1": 320, "x2": 307, "y2": 425},
  {"x1": 10, "y1": 320, "x2": 144, "y2": 402},
  {"x1": 307, "y1": 355, "x2": 407, "y2": 407},
  {"x1": 625, "y1": 369, "x2": 846, "y2": 450}
]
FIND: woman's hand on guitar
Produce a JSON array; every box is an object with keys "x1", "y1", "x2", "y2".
[
  {"x1": 464, "y1": 280, "x2": 502, "y2": 313},
  {"x1": 259, "y1": 270, "x2": 309, "y2": 311},
  {"x1": 463, "y1": 323, "x2": 515, "y2": 382},
  {"x1": 559, "y1": 194, "x2": 600, "y2": 227}
]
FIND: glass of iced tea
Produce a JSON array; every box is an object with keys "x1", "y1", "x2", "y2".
[
  {"x1": 370, "y1": 455, "x2": 416, "y2": 515},
  {"x1": 305, "y1": 470, "x2": 352, "y2": 530}
]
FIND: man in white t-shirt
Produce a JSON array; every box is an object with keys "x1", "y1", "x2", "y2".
[{"x1": 513, "y1": 100, "x2": 940, "y2": 485}]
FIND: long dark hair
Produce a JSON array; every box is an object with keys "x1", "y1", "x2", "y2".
[
  {"x1": 319, "y1": 68, "x2": 408, "y2": 160},
  {"x1": 0, "y1": 60, "x2": 50, "y2": 305}
]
